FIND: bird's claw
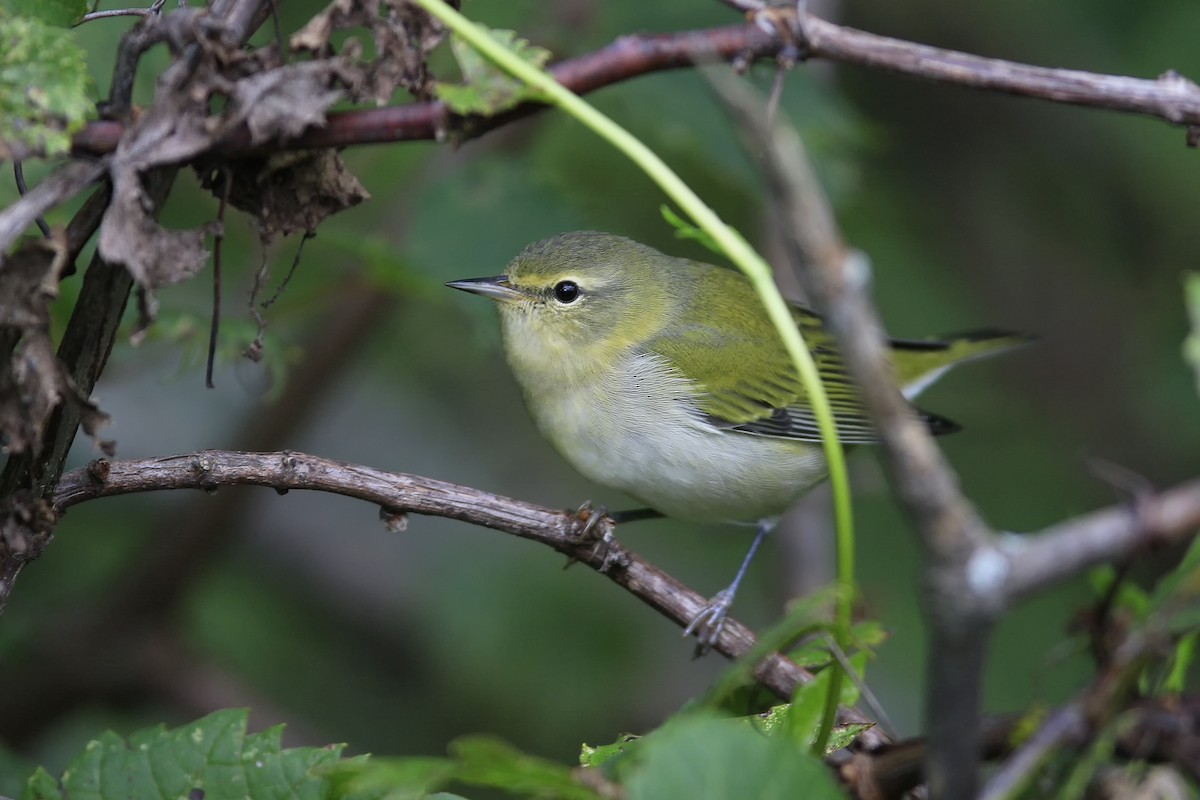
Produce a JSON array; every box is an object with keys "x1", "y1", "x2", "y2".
[
  {"x1": 567, "y1": 501, "x2": 622, "y2": 573},
  {"x1": 683, "y1": 588, "x2": 735, "y2": 657}
]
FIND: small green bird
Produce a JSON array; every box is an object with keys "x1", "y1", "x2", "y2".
[{"x1": 450, "y1": 232, "x2": 1028, "y2": 649}]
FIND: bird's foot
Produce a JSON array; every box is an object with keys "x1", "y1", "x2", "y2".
[
  {"x1": 566, "y1": 501, "x2": 622, "y2": 573},
  {"x1": 683, "y1": 588, "x2": 736, "y2": 657}
]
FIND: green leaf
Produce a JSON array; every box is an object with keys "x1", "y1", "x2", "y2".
[
  {"x1": 824, "y1": 723, "x2": 873, "y2": 753},
  {"x1": 22, "y1": 709, "x2": 351, "y2": 800},
  {"x1": 0, "y1": 746, "x2": 36, "y2": 798},
  {"x1": 325, "y1": 757, "x2": 456, "y2": 800},
  {"x1": 785, "y1": 651, "x2": 868, "y2": 749},
  {"x1": 748, "y1": 704, "x2": 791, "y2": 738},
  {"x1": 1185, "y1": 272, "x2": 1200, "y2": 397},
  {"x1": 328, "y1": 738, "x2": 601, "y2": 800},
  {"x1": 579, "y1": 733, "x2": 639, "y2": 769},
  {"x1": 625, "y1": 715, "x2": 845, "y2": 800},
  {"x1": 1164, "y1": 629, "x2": 1198, "y2": 695},
  {"x1": 702, "y1": 586, "x2": 840, "y2": 709},
  {"x1": 0, "y1": 8, "x2": 94, "y2": 158},
  {"x1": 1, "y1": 0, "x2": 86, "y2": 27},
  {"x1": 435, "y1": 29, "x2": 551, "y2": 116},
  {"x1": 450, "y1": 736, "x2": 599, "y2": 799}
]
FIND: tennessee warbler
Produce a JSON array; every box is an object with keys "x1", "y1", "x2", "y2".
[{"x1": 450, "y1": 232, "x2": 1028, "y2": 649}]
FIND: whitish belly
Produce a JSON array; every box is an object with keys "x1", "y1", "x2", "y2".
[{"x1": 525, "y1": 354, "x2": 829, "y2": 523}]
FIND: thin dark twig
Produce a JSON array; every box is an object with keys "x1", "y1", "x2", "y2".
[
  {"x1": 206, "y1": 169, "x2": 231, "y2": 389},
  {"x1": 244, "y1": 246, "x2": 270, "y2": 362},
  {"x1": 76, "y1": 8, "x2": 153, "y2": 24},
  {"x1": 12, "y1": 163, "x2": 53, "y2": 238},
  {"x1": 75, "y1": 0, "x2": 167, "y2": 26},
  {"x1": 263, "y1": 230, "x2": 314, "y2": 309}
]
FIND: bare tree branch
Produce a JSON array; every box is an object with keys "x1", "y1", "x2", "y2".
[
  {"x1": 1001, "y1": 478, "x2": 1200, "y2": 601},
  {"x1": 794, "y1": 12, "x2": 1200, "y2": 128},
  {"x1": 68, "y1": 8, "x2": 1200, "y2": 160}
]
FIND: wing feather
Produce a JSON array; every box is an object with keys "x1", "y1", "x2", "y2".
[{"x1": 642, "y1": 267, "x2": 956, "y2": 444}]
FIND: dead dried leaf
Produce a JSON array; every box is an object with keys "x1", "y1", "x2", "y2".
[
  {"x1": 291, "y1": 0, "x2": 456, "y2": 104},
  {"x1": 0, "y1": 235, "x2": 66, "y2": 330},
  {"x1": 0, "y1": 331, "x2": 108, "y2": 456},
  {"x1": 201, "y1": 149, "x2": 369, "y2": 241}
]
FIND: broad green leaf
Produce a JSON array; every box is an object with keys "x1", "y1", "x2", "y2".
[
  {"x1": 450, "y1": 736, "x2": 599, "y2": 799},
  {"x1": 325, "y1": 757, "x2": 456, "y2": 800},
  {"x1": 330, "y1": 738, "x2": 600, "y2": 799},
  {"x1": 786, "y1": 651, "x2": 867, "y2": 749},
  {"x1": 435, "y1": 29, "x2": 551, "y2": 116},
  {"x1": 1185, "y1": 272, "x2": 1200, "y2": 397},
  {"x1": 0, "y1": 9, "x2": 94, "y2": 158},
  {"x1": 625, "y1": 715, "x2": 844, "y2": 800},
  {"x1": 22, "y1": 709, "x2": 350, "y2": 800},
  {"x1": 2, "y1": 0, "x2": 86, "y2": 27}
]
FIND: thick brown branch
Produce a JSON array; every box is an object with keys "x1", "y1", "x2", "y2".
[{"x1": 52, "y1": 448, "x2": 881, "y2": 742}]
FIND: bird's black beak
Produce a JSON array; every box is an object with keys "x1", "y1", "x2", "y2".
[{"x1": 446, "y1": 276, "x2": 528, "y2": 303}]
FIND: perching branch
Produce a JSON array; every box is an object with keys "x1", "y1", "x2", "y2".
[
  {"x1": 51, "y1": 447, "x2": 886, "y2": 744},
  {"x1": 67, "y1": 6, "x2": 1200, "y2": 160}
]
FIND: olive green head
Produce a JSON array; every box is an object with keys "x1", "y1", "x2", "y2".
[{"x1": 447, "y1": 232, "x2": 676, "y2": 356}]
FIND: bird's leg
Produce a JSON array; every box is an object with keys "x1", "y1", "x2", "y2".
[
  {"x1": 684, "y1": 518, "x2": 775, "y2": 656},
  {"x1": 568, "y1": 503, "x2": 662, "y2": 572}
]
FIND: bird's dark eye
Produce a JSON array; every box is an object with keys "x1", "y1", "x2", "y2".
[{"x1": 553, "y1": 280, "x2": 580, "y2": 304}]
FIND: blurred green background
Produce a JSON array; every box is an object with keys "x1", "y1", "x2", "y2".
[{"x1": 2, "y1": 0, "x2": 1198, "y2": 782}]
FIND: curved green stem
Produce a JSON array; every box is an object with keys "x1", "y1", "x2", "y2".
[{"x1": 415, "y1": 0, "x2": 856, "y2": 748}]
